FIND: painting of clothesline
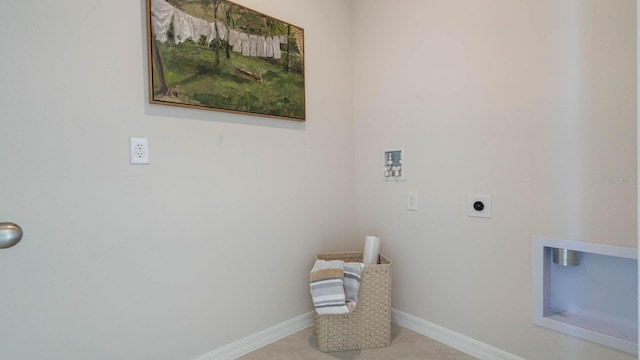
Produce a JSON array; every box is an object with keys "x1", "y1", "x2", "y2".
[{"x1": 147, "y1": 0, "x2": 305, "y2": 121}]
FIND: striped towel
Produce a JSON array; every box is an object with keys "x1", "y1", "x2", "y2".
[
  {"x1": 310, "y1": 260, "x2": 364, "y2": 315},
  {"x1": 343, "y1": 262, "x2": 365, "y2": 311}
]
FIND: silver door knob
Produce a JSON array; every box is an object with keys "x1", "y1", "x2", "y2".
[{"x1": 0, "y1": 222, "x2": 23, "y2": 249}]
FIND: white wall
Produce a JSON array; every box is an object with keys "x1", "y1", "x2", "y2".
[
  {"x1": 352, "y1": 1, "x2": 637, "y2": 360},
  {"x1": 0, "y1": 1, "x2": 355, "y2": 359},
  {"x1": 1, "y1": 0, "x2": 636, "y2": 359}
]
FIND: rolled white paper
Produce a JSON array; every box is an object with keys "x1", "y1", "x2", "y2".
[{"x1": 363, "y1": 235, "x2": 381, "y2": 265}]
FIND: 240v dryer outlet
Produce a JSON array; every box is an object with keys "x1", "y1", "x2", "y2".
[{"x1": 467, "y1": 194, "x2": 491, "y2": 218}]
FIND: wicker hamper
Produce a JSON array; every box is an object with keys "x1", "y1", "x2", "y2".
[{"x1": 313, "y1": 251, "x2": 392, "y2": 352}]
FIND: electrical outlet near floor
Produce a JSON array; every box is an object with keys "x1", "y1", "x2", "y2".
[{"x1": 130, "y1": 137, "x2": 150, "y2": 164}]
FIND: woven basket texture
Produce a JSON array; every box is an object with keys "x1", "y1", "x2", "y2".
[{"x1": 313, "y1": 251, "x2": 392, "y2": 352}]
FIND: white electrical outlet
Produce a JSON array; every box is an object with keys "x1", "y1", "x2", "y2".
[{"x1": 130, "y1": 137, "x2": 150, "y2": 164}]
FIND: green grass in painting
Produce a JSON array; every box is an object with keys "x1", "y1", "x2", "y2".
[{"x1": 153, "y1": 41, "x2": 305, "y2": 120}]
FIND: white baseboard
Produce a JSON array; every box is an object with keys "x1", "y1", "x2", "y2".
[
  {"x1": 193, "y1": 312, "x2": 314, "y2": 360},
  {"x1": 193, "y1": 309, "x2": 524, "y2": 360},
  {"x1": 391, "y1": 309, "x2": 526, "y2": 360}
]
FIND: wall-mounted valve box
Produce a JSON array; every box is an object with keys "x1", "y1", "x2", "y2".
[{"x1": 383, "y1": 147, "x2": 405, "y2": 181}]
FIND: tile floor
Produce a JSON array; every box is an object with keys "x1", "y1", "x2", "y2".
[{"x1": 238, "y1": 323, "x2": 478, "y2": 360}]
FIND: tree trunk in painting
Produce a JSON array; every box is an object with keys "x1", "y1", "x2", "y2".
[
  {"x1": 152, "y1": 39, "x2": 168, "y2": 94},
  {"x1": 284, "y1": 25, "x2": 291, "y2": 73},
  {"x1": 213, "y1": 0, "x2": 220, "y2": 66},
  {"x1": 224, "y1": 5, "x2": 232, "y2": 59}
]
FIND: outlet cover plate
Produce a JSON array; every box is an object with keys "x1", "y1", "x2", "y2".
[
  {"x1": 130, "y1": 137, "x2": 150, "y2": 164},
  {"x1": 407, "y1": 191, "x2": 418, "y2": 211}
]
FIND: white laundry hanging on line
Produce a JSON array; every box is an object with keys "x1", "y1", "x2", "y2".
[
  {"x1": 150, "y1": 0, "x2": 174, "y2": 43},
  {"x1": 249, "y1": 35, "x2": 258, "y2": 57},
  {"x1": 272, "y1": 36, "x2": 281, "y2": 59},
  {"x1": 257, "y1": 36, "x2": 266, "y2": 57},
  {"x1": 265, "y1": 37, "x2": 274, "y2": 58},
  {"x1": 216, "y1": 21, "x2": 228, "y2": 41},
  {"x1": 228, "y1": 29, "x2": 241, "y2": 52},
  {"x1": 173, "y1": 9, "x2": 197, "y2": 44},
  {"x1": 240, "y1": 33, "x2": 250, "y2": 56},
  {"x1": 152, "y1": 0, "x2": 209, "y2": 45},
  {"x1": 150, "y1": 0, "x2": 291, "y2": 60},
  {"x1": 193, "y1": 17, "x2": 216, "y2": 45}
]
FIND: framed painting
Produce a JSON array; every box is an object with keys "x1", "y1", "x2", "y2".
[{"x1": 147, "y1": 0, "x2": 305, "y2": 121}]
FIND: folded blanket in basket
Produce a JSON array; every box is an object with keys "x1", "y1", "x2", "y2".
[
  {"x1": 343, "y1": 262, "x2": 365, "y2": 310},
  {"x1": 310, "y1": 260, "x2": 364, "y2": 315}
]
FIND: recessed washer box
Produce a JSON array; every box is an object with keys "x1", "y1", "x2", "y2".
[
  {"x1": 532, "y1": 236, "x2": 638, "y2": 354},
  {"x1": 382, "y1": 147, "x2": 405, "y2": 181}
]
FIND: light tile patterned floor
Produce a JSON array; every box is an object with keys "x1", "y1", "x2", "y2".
[{"x1": 238, "y1": 323, "x2": 478, "y2": 360}]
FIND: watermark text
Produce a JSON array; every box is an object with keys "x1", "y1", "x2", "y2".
[{"x1": 602, "y1": 176, "x2": 637, "y2": 185}]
